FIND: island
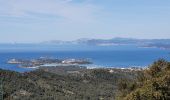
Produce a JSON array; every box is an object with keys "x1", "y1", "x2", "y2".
[{"x1": 7, "y1": 57, "x2": 92, "y2": 68}]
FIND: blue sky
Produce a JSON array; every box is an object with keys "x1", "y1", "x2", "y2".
[{"x1": 0, "y1": 0, "x2": 170, "y2": 43}]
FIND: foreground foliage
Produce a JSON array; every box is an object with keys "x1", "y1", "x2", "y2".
[{"x1": 116, "y1": 59, "x2": 170, "y2": 100}]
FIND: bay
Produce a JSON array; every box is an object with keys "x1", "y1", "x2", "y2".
[{"x1": 0, "y1": 45, "x2": 170, "y2": 72}]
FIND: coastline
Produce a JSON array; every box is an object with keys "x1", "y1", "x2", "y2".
[{"x1": 18, "y1": 63, "x2": 146, "y2": 72}]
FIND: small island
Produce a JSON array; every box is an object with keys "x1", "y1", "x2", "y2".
[{"x1": 7, "y1": 57, "x2": 92, "y2": 68}]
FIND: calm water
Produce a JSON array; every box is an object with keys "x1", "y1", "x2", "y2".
[{"x1": 0, "y1": 45, "x2": 170, "y2": 72}]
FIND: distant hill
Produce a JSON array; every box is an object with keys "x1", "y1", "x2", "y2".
[
  {"x1": 0, "y1": 38, "x2": 170, "y2": 51},
  {"x1": 43, "y1": 37, "x2": 170, "y2": 46}
]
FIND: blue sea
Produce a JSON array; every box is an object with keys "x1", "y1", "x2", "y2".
[{"x1": 0, "y1": 45, "x2": 170, "y2": 72}]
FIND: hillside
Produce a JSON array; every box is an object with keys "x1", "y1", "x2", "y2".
[
  {"x1": 0, "y1": 67, "x2": 138, "y2": 100},
  {"x1": 1, "y1": 59, "x2": 170, "y2": 100}
]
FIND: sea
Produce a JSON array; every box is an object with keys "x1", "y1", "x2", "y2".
[{"x1": 0, "y1": 44, "x2": 170, "y2": 72}]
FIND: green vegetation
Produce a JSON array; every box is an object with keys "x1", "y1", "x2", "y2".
[
  {"x1": 0, "y1": 67, "x2": 137, "y2": 100},
  {"x1": 1, "y1": 59, "x2": 170, "y2": 100},
  {"x1": 116, "y1": 59, "x2": 170, "y2": 100}
]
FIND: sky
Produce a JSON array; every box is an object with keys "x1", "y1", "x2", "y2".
[{"x1": 0, "y1": 0, "x2": 170, "y2": 43}]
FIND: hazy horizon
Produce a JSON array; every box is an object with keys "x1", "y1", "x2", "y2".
[
  {"x1": 0, "y1": 37, "x2": 170, "y2": 44},
  {"x1": 0, "y1": 0, "x2": 170, "y2": 43}
]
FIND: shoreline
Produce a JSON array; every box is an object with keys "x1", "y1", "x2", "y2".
[
  {"x1": 18, "y1": 63, "x2": 147, "y2": 71},
  {"x1": 7, "y1": 58, "x2": 148, "y2": 71}
]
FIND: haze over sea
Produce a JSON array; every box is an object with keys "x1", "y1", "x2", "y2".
[
  {"x1": 0, "y1": 0, "x2": 170, "y2": 73},
  {"x1": 0, "y1": 44, "x2": 170, "y2": 72}
]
